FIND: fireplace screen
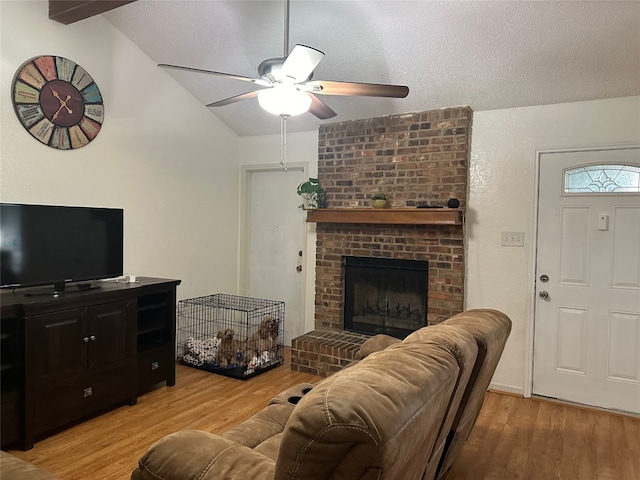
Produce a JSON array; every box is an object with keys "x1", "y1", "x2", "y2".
[{"x1": 343, "y1": 256, "x2": 428, "y2": 339}]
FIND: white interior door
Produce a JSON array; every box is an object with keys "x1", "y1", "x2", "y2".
[
  {"x1": 244, "y1": 166, "x2": 306, "y2": 346},
  {"x1": 533, "y1": 147, "x2": 640, "y2": 413}
]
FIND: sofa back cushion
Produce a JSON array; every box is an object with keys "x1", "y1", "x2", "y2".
[
  {"x1": 275, "y1": 341, "x2": 460, "y2": 480},
  {"x1": 402, "y1": 324, "x2": 479, "y2": 480},
  {"x1": 436, "y1": 309, "x2": 512, "y2": 477}
]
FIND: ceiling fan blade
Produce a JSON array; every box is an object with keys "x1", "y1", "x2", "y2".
[
  {"x1": 308, "y1": 80, "x2": 409, "y2": 98},
  {"x1": 206, "y1": 90, "x2": 260, "y2": 108},
  {"x1": 158, "y1": 64, "x2": 271, "y2": 87},
  {"x1": 280, "y1": 45, "x2": 324, "y2": 83},
  {"x1": 308, "y1": 93, "x2": 337, "y2": 120}
]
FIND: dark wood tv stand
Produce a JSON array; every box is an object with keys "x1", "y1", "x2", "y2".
[{"x1": 0, "y1": 277, "x2": 181, "y2": 450}]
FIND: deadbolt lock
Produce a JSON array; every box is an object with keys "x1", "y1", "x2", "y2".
[{"x1": 540, "y1": 274, "x2": 549, "y2": 282}]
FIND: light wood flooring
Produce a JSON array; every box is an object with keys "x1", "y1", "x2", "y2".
[{"x1": 6, "y1": 351, "x2": 640, "y2": 480}]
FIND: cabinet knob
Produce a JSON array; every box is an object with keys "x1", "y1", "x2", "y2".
[
  {"x1": 83, "y1": 336, "x2": 90, "y2": 343},
  {"x1": 90, "y1": 335, "x2": 96, "y2": 341}
]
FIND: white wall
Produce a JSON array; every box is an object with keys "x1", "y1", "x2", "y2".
[
  {"x1": 6, "y1": 1, "x2": 636, "y2": 393},
  {"x1": 237, "y1": 130, "x2": 319, "y2": 334},
  {"x1": 0, "y1": 1, "x2": 241, "y2": 300},
  {"x1": 467, "y1": 96, "x2": 640, "y2": 394}
]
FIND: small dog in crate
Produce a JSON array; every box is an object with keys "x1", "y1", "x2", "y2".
[
  {"x1": 250, "y1": 316, "x2": 280, "y2": 354},
  {"x1": 215, "y1": 328, "x2": 236, "y2": 368}
]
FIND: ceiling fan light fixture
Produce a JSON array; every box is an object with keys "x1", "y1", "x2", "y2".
[{"x1": 257, "y1": 84, "x2": 312, "y2": 117}]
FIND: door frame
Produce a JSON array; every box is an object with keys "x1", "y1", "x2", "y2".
[
  {"x1": 238, "y1": 162, "x2": 309, "y2": 332},
  {"x1": 525, "y1": 143, "x2": 640, "y2": 398}
]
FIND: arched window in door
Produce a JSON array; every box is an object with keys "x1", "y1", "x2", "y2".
[{"x1": 563, "y1": 163, "x2": 640, "y2": 193}]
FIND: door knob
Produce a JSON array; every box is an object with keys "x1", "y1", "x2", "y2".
[
  {"x1": 296, "y1": 265, "x2": 302, "y2": 272},
  {"x1": 539, "y1": 291, "x2": 549, "y2": 300}
]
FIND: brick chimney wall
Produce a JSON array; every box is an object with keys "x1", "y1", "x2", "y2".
[{"x1": 314, "y1": 106, "x2": 472, "y2": 329}]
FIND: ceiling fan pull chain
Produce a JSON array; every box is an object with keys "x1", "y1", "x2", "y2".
[{"x1": 280, "y1": 115, "x2": 288, "y2": 172}]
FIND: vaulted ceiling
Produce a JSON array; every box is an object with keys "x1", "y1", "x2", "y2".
[{"x1": 97, "y1": 1, "x2": 640, "y2": 136}]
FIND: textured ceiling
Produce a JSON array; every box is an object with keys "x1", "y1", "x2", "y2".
[{"x1": 103, "y1": 1, "x2": 640, "y2": 137}]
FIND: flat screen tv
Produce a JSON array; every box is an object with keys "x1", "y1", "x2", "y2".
[{"x1": 0, "y1": 203, "x2": 123, "y2": 294}]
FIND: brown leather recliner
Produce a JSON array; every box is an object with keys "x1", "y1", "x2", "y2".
[
  {"x1": 355, "y1": 308, "x2": 512, "y2": 479},
  {"x1": 131, "y1": 309, "x2": 511, "y2": 480}
]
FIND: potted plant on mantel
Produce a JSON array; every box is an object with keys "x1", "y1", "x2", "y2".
[
  {"x1": 371, "y1": 193, "x2": 388, "y2": 209},
  {"x1": 297, "y1": 178, "x2": 327, "y2": 210}
]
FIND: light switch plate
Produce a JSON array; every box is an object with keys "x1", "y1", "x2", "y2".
[{"x1": 501, "y1": 231, "x2": 524, "y2": 247}]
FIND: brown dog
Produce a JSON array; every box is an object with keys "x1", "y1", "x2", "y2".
[
  {"x1": 215, "y1": 328, "x2": 235, "y2": 367},
  {"x1": 249, "y1": 316, "x2": 279, "y2": 355}
]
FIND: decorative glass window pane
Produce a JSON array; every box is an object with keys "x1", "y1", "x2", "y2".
[{"x1": 564, "y1": 164, "x2": 640, "y2": 193}]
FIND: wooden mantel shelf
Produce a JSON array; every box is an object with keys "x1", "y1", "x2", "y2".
[{"x1": 305, "y1": 208, "x2": 463, "y2": 225}]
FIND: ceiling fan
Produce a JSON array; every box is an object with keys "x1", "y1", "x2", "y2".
[{"x1": 158, "y1": 0, "x2": 409, "y2": 119}]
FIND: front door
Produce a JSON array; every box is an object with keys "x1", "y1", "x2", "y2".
[{"x1": 533, "y1": 147, "x2": 640, "y2": 413}]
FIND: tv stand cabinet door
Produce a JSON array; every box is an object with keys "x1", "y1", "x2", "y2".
[
  {"x1": 86, "y1": 299, "x2": 136, "y2": 369},
  {"x1": 25, "y1": 307, "x2": 89, "y2": 389}
]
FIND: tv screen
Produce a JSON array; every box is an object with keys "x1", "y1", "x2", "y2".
[{"x1": 0, "y1": 203, "x2": 123, "y2": 290}]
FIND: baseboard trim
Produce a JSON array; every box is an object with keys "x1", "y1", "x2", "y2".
[{"x1": 488, "y1": 382, "x2": 524, "y2": 396}]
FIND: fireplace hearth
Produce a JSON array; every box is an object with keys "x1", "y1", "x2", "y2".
[{"x1": 344, "y1": 256, "x2": 428, "y2": 339}]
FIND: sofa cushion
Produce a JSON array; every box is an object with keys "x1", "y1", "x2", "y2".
[
  {"x1": 402, "y1": 324, "x2": 479, "y2": 480},
  {"x1": 435, "y1": 309, "x2": 512, "y2": 478},
  {"x1": 132, "y1": 430, "x2": 275, "y2": 480},
  {"x1": 275, "y1": 340, "x2": 460, "y2": 480},
  {"x1": 0, "y1": 451, "x2": 60, "y2": 480},
  {"x1": 221, "y1": 383, "x2": 315, "y2": 454}
]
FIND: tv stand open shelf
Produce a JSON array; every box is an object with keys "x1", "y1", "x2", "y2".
[{"x1": 0, "y1": 277, "x2": 181, "y2": 450}]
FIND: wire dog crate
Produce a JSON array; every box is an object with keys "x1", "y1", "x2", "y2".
[{"x1": 177, "y1": 293, "x2": 285, "y2": 379}]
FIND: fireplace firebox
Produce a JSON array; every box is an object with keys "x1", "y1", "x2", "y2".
[{"x1": 343, "y1": 256, "x2": 428, "y2": 339}]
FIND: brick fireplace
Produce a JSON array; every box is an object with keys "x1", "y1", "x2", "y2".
[{"x1": 291, "y1": 106, "x2": 471, "y2": 377}]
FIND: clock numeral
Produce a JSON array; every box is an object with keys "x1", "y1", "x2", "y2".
[
  {"x1": 50, "y1": 127, "x2": 71, "y2": 150},
  {"x1": 19, "y1": 63, "x2": 46, "y2": 90},
  {"x1": 56, "y1": 56, "x2": 76, "y2": 82},
  {"x1": 14, "y1": 81, "x2": 40, "y2": 103},
  {"x1": 85, "y1": 104, "x2": 104, "y2": 123},
  {"x1": 34, "y1": 56, "x2": 57, "y2": 81},
  {"x1": 80, "y1": 117, "x2": 101, "y2": 139},
  {"x1": 29, "y1": 118, "x2": 54, "y2": 145},
  {"x1": 17, "y1": 104, "x2": 45, "y2": 128},
  {"x1": 69, "y1": 125, "x2": 89, "y2": 149},
  {"x1": 72, "y1": 66, "x2": 93, "y2": 91},
  {"x1": 82, "y1": 83, "x2": 103, "y2": 104}
]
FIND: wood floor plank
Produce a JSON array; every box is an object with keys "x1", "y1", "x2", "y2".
[{"x1": 6, "y1": 356, "x2": 640, "y2": 480}]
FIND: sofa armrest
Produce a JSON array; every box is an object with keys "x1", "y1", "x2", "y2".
[
  {"x1": 268, "y1": 382, "x2": 315, "y2": 406},
  {"x1": 0, "y1": 451, "x2": 61, "y2": 480},
  {"x1": 131, "y1": 430, "x2": 275, "y2": 480},
  {"x1": 356, "y1": 334, "x2": 401, "y2": 360}
]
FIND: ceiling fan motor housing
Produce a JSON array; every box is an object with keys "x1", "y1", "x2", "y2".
[{"x1": 258, "y1": 57, "x2": 314, "y2": 83}]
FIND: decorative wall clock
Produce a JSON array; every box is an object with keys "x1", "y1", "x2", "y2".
[{"x1": 11, "y1": 55, "x2": 104, "y2": 150}]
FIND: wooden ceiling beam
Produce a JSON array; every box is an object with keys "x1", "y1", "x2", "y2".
[{"x1": 49, "y1": 0, "x2": 136, "y2": 25}]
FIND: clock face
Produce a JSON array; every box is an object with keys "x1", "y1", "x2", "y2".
[{"x1": 12, "y1": 55, "x2": 104, "y2": 150}]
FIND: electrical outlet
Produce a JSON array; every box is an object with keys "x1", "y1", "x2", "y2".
[{"x1": 501, "y1": 231, "x2": 524, "y2": 247}]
